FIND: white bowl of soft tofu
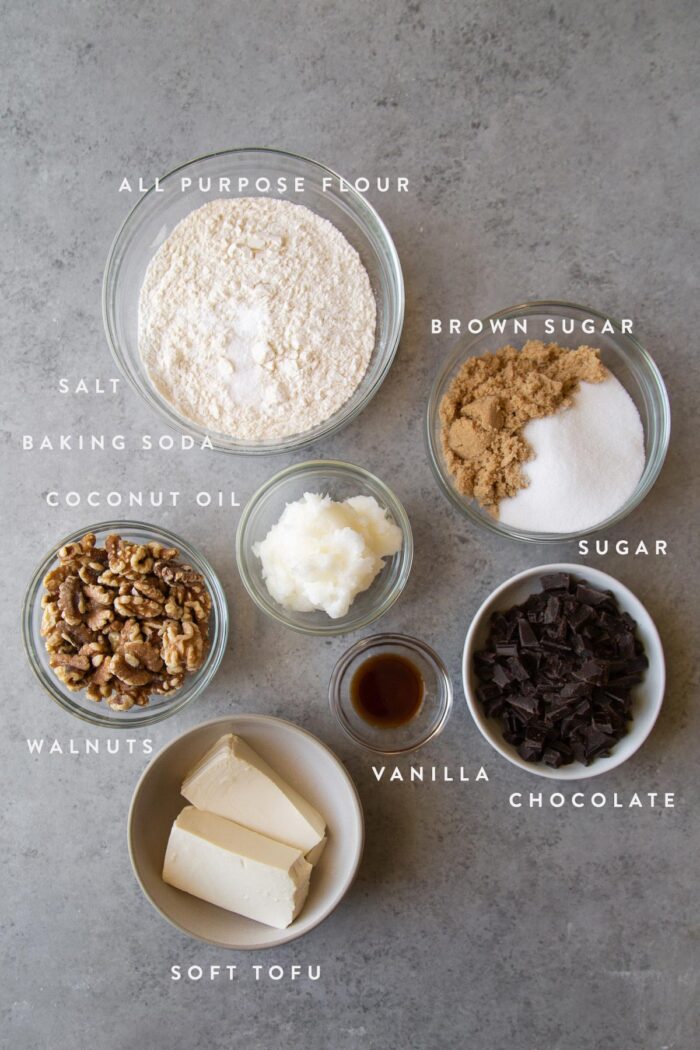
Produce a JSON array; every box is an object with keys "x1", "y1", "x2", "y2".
[{"x1": 128, "y1": 715, "x2": 364, "y2": 948}]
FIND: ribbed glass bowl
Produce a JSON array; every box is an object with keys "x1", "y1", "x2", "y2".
[
  {"x1": 103, "y1": 148, "x2": 404, "y2": 454},
  {"x1": 426, "y1": 301, "x2": 671, "y2": 542},
  {"x1": 22, "y1": 521, "x2": 229, "y2": 728},
  {"x1": 236, "y1": 461, "x2": 413, "y2": 636}
]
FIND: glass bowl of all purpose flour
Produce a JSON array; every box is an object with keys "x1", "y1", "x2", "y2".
[
  {"x1": 103, "y1": 148, "x2": 404, "y2": 454},
  {"x1": 426, "y1": 301, "x2": 670, "y2": 543}
]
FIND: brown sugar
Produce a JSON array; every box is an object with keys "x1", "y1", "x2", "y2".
[{"x1": 439, "y1": 340, "x2": 608, "y2": 513}]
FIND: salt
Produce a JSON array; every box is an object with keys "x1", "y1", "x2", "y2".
[{"x1": 498, "y1": 376, "x2": 645, "y2": 533}]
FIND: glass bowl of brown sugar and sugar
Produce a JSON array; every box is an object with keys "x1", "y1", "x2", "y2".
[
  {"x1": 329, "y1": 634, "x2": 453, "y2": 754},
  {"x1": 426, "y1": 300, "x2": 670, "y2": 543},
  {"x1": 103, "y1": 148, "x2": 404, "y2": 454}
]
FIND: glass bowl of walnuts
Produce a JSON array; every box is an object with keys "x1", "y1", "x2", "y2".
[{"x1": 22, "y1": 521, "x2": 229, "y2": 727}]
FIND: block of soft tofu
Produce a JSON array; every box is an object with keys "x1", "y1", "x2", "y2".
[
  {"x1": 181, "y1": 734, "x2": 327, "y2": 858},
  {"x1": 162, "y1": 806, "x2": 312, "y2": 929}
]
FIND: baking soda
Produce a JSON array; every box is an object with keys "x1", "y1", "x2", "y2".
[{"x1": 499, "y1": 376, "x2": 645, "y2": 533}]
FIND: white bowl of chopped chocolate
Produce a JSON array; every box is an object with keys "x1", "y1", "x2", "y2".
[
  {"x1": 23, "y1": 521, "x2": 229, "y2": 727},
  {"x1": 463, "y1": 564, "x2": 665, "y2": 779}
]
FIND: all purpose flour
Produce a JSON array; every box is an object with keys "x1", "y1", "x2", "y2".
[{"x1": 138, "y1": 198, "x2": 376, "y2": 441}]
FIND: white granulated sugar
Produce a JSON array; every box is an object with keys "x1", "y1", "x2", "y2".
[
  {"x1": 138, "y1": 198, "x2": 376, "y2": 440},
  {"x1": 499, "y1": 376, "x2": 645, "y2": 533}
]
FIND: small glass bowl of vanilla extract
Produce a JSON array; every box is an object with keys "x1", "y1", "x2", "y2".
[{"x1": 329, "y1": 634, "x2": 453, "y2": 754}]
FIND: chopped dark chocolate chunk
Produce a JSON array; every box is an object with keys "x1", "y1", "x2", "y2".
[
  {"x1": 518, "y1": 619, "x2": 539, "y2": 648},
  {"x1": 574, "y1": 660, "x2": 607, "y2": 685},
  {"x1": 507, "y1": 656, "x2": 531, "y2": 682},
  {"x1": 473, "y1": 572, "x2": 648, "y2": 768},
  {"x1": 569, "y1": 603, "x2": 594, "y2": 628},
  {"x1": 476, "y1": 683, "x2": 501, "y2": 704},
  {"x1": 541, "y1": 573, "x2": 571, "y2": 591},
  {"x1": 495, "y1": 642, "x2": 518, "y2": 657},
  {"x1": 491, "y1": 663, "x2": 512, "y2": 689},
  {"x1": 509, "y1": 693, "x2": 540, "y2": 718},
  {"x1": 606, "y1": 674, "x2": 644, "y2": 690},
  {"x1": 559, "y1": 681, "x2": 590, "y2": 699},
  {"x1": 575, "y1": 584, "x2": 610, "y2": 606},
  {"x1": 518, "y1": 740, "x2": 543, "y2": 762},
  {"x1": 541, "y1": 640, "x2": 572, "y2": 654}
]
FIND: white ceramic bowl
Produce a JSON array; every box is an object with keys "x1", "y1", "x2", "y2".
[
  {"x1": 128, "y1": 715, "x2": 364, "y2": 948},
  {"x1": 462, "y1": 564, "x2": 665, "y2": 780}
]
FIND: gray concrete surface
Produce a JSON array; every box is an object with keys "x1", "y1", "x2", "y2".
[{"x1": 2, "y1": 1, "x2": 699, "y2": 1048}]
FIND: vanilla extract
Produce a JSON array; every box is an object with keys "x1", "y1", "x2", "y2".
[{"x1": 351, "y1": 652, "x2": 424, "y2": 729}]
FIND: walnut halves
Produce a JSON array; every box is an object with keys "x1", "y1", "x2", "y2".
[{"x1": 41, "y1": 532, "x2": 212, "y2": 712}]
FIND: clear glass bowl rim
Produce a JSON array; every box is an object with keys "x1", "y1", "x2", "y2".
[
  {"x1": 102, "y1": 146, "x2": 405, "y2": 455},
  {"x1": 235, "y1": 460, "x2": 414, "y2": 636},
  {"x1": 22, "y1": 519, "x2": 229, "y2": 728},
  {"x1": 328, "y1": 631, "x2": 454, "y2": 754},
  {"x1": 425, "y1": 299, "x2": 671, "y2": 543}
]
